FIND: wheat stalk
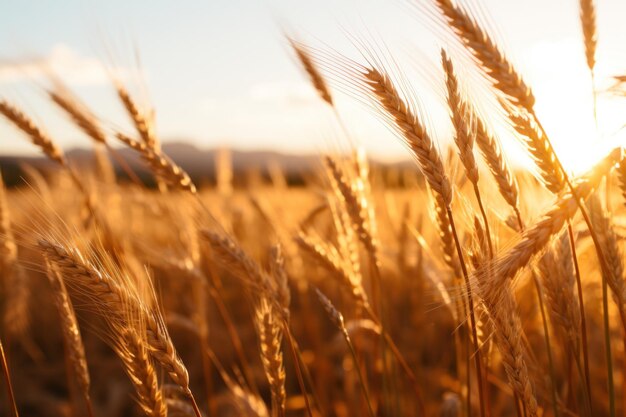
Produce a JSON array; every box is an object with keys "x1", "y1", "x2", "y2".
[
  {"x1": 0, "y1": 337, "x2": 18, "y2": 417},
  {"x1": 315, "y1": 289, "x2": 376, "y2": 417}
]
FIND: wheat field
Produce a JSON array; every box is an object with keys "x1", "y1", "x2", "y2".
[{"x1": 1, "y1": 0, "x2": 626, "y2": 416}]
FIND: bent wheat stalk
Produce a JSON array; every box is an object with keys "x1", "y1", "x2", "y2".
[
  {"x1": 38, "y1": 238, "x2": 203, "y2": 417},
  {"x1": 316, "y1": 289, "x2": 376, "y2": 417}
]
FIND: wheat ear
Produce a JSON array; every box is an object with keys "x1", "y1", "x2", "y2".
[
  {"x1": 472, "y1": 257, "x2": 538, "y2": 416},
  {"x1": 580, "y1": 0, "x2": 597, "y2": 72},
  {"x1": 38, "y1": 239, "x2": 191, "y2": 394},
  {"x1": 432, "y1": 192, "x2": 461, "y2": 277},
  {"x1": 47, "y1": 85, "x2": 106, "y2": 145},
  {"x1": 0, "y1": 171, "x2": 17, "y2": 272},
  {"x1": 45, "y1": 261, "x2": 94, "y2": 417},
  {"x1": 255, "y1": 299, "x2": 286, "y2": 417},
  {"x1": 537, "y1": 234, "x2": 581, "y2": 350},
  {"x1": 471, "y1": 106, "x2": 520, "y2": 218},
  {"x1": 116, "y1": 132, "x2": 196, "y2": 193},
  {"x1": 441, "y1": 49, "x2": 495, "y2": 257},
  {"x1": 118, "y1": 329, "x2": 168, "y2": 417},
  {"x1": 0, "y1": 172, "x2": 29, "y2": 341},
  {"x1": 0, "y1": 100, "x2": 66, "y2": 165},
  {"x1": 114, "y1": 82, "x2": 158, "y2": 150},
  {"x1": 433, "y1": 0, "x2": 535, "y2": 111},
  {"x1": 588, "y1": 195, "x2": 626, "y2": 316},
  {"x1": 324, "y1": 156, "x2": 378, "y2": 259},
  {"x1": 201, "y1": 231, "x2": 277, "y2": 298},
  {"x1": 493, "y1": 149, "x2": 623, "y2": 282},
  {"x1": 363, "y1": 67, "x2": 453, "y2": 205},
  {"x1": 503, "y1": 105, "x2": 566, "y2": 194},
  {"x1": 441, "y1": 49, "x2": 478, "y2": 184},
  {"x1": 288, "y1": 38, "x2": 333, "y2": 106},
  {"x1": 295, "y1": 231, "x2": 370, "y2": 309},
  {"x1": 269, "y1": 245, "x2": 291, "y2": 319}
]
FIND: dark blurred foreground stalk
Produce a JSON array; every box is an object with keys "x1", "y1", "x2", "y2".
[{"x1": 0, "y1": 338, "x2": 19, "y2": 417}]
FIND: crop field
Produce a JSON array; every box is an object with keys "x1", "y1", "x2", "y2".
[{"x1": 1, "y1": 0, "x2": 626, "y2": 416}]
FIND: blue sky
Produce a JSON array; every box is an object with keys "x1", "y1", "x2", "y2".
[{"x1": 1, "y1": 0, "x2": 626, "y2": 171}]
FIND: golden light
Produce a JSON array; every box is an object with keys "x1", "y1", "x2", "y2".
[{"x1": 501, "y1": 37, "x2": 626, "y2": 176}]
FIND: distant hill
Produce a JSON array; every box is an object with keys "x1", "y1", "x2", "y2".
[{"x1": 0, "y1": 142, "x2": 416, "y2": 188}]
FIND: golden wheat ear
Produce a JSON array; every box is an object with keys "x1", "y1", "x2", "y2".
[
  {"x1": 44, "y1": 261, "x2": 94, "y2": 417},
  {"x1": 580, "y1": 0, "x2": 597, "y2": 73},
  {"x1": 537, "y1": 233, "x2": 581, "y2": 351},
  {"x1": 299, "y1": 44, "x2": 453, "y2": 206},
  {"x1": 37, "y1": 239, "x2": 189, "y2": 389},
  {"x1": 116, "y1": 132, "x2": 196, "y2": 193},
  {"x1": 429, "y1": 0, "x2": 535, "y2": 111},
  {"x1": 492, "y1": 148, "x2": 624, "y2": 283},
  {"x1": 502, "y1": 102, "x2": 565, "y2": 194},
  {"x1": 254, "y1": 299, "x2": 286, "y2": 417},
  {"x1": 471, "y1": 222, "x2": 538, "y2": 417},
  {"x1": 117, "y1": 329, "x2": 168, "y2": 417},
  {"x1": 0, "y1": 99, "x2": 66, "y2": 166},
  {"x1": 287, "y1": 36, "x2": 334, "y2": 107},
  {"x1": 471, "y1": 105, "x2": 521, "y2": 218},
  {"x1": 46, "y1": 80, "x2": 107, "y2": 145},
  {"x1": 441, "y1": 49, "x2": 479, "y2": 185},
  {"x1": 0, "y1": 171, "x2": 30, "y2": 342},
  {"x1": 114, "y1": 81, "x2": 158, "y2": 150}
]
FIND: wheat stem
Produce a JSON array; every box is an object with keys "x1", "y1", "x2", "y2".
[
  {"x1": 531, "y1": 273, "x2": 560, "y2": 417},
  {"x1": 447, "y1": 206, "x2": 487, "y2": 417},
  {"x1": 566, "y1": 223, "x2": 593, "y2": 414},
  {"x1": 0, "y1": 338, "x2": 18, "y2": 417},
  {"x1": 283, "y1": 323, "x2": 314, "y2": 417}
]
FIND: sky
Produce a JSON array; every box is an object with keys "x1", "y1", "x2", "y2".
[{"x1": 1, "y1": 0, "x2": 626, "y2": 173}]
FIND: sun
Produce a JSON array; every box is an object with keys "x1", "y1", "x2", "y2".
[{"x1": 499, "y1": 38, "x2": 626, "y2": 176}]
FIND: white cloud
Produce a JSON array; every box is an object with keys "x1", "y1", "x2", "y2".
[{"x1": 0, "y1": 43, "x2": 131, "y2": 86}]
